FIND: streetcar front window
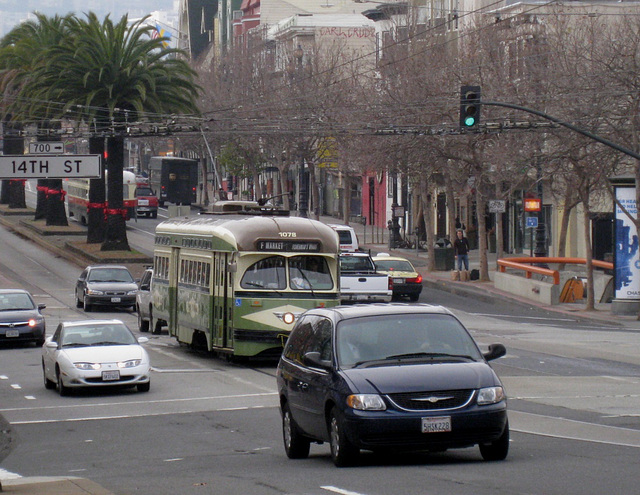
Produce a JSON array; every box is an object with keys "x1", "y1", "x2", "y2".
[
  {"x1": 241, "y1": 256, "x2": 286, "y2": 289},
  {"x1": 289, "y1": 256, "x2": 333, "y2": 290}
]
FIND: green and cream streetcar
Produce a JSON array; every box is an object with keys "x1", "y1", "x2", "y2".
[{"x1": 151, "y1": 214, "x2": 340, "y2": 357}]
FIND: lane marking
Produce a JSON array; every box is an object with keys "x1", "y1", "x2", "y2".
[
  {"x1": 0, "y1": 468, "x2": 22, "y2": 480},
  {"x1": 469, "y1": 312, "x2": 578, "y2": 322},
  {"x1": 322, "y1": 487, "x2": 368, "y2": 495},
  {"x1": 0, "y1": 391, "x2": 278, "y2": 413},
  {"x1": 9, "y1": 404, "x2": 277, "y2": 425},
  {"x1": 510, "y1": 410, "x2": 640, "y2": 448}
]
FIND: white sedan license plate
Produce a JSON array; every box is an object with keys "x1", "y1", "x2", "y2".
[
  {"x1": 422, "y1": 416, "x2": 451, "y2": 433},
  {"x1": 6, "y1": 329, "x2": 19, "y2": 338},
  {"x1": 111, "y1": 297, "x2": 121, "y2": 303},
  {"x1": 102, "y1": 370, "x2": 120, "y2": 381}
]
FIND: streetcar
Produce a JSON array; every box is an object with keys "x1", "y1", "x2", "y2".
[
  {"x1": 150, "y1": 214, "x2": 340, "y2": 358},
  {"x1": 65, "y1": 170, "x2": 138, "y2": 225}
]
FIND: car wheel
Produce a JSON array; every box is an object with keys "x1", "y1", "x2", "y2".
[
  {"x1": 137, "y1": 382, "x2": 150, "y2": 393},
  {"x1": 479, "y1": 421, "x2": 509, "y2": 461},
  {"x1": 56, "y1": 368, "x2": 70, "y2": 396},
  {"x1": 282, "y1": 403, "x2": 310, "y2": 459},
  {"x1": 151, "y1": 211, "x2": 157, "y2": 219},
  {"x1": 138, "y1": 306, "x2": 150, "y2": 332},
  {"x1": 43, "y1": 361, "x2": 55, "y2": 390},
  {"x1": 153, "y1": 317, "x2": 163, "y2": 335},
  {"x1": 35, "y1": 335, "x2": 45, "y2": 347},
  {"x1": 76, "y1": 294, "x2": 83, "y2": 308},
  {"x1": 409, "y1": 293, "x2": 420, "y2": 302},
  {"x1": 83, "y1": 295, "x2": 92, "y2": 312},
  {"x1": 329, "y1": 407, "x2": 359, "y2": 467}
]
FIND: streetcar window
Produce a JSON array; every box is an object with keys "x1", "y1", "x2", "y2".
[
  {"x1": 241, "y1": 256, "x2": 286, "y2": 290},
  {"x1": 289, "y1": 256, "x2": 333, "y2": 290}
]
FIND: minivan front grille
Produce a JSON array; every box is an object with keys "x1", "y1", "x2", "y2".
[{"x1": 386, "y1": 389, "x2": 475, "y2": 411}]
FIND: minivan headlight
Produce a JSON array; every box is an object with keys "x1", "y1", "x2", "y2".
[
  {"x1": 477, "y1": 386, "x2": 505, "y2": 405},
  {"x1": 346, "y1": 394, "x2": 386, "y2": 411}
]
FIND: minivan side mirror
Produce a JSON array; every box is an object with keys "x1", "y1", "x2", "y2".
[
  {"x1": 484, "y1": 343, "x2": 506, "y2": 361},
  {"x1": 303, "y1": 351, "x2": 332, "y2": 370}
]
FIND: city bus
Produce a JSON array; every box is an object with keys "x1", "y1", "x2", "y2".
[
  {"x1": 65, "y1": 170, "x2": 138, "y2": 225},
  {"x1": 150, "y1": 214, "x2": 340, "y2": 358}
]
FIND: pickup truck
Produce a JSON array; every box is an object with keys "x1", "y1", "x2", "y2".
[{"x1": 339, "y1": 252, "x2": 393, "y2": 303}]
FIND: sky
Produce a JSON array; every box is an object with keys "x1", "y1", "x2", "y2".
[{"x1": 0, "y1": 0, "x2": 178, "y2": 38}]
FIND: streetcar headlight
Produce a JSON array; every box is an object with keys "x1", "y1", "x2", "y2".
[{"x1": 282, "y1": 312, "x2": 296, "y2": 325}]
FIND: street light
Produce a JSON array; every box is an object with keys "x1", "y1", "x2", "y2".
[{"x1": 294, "y1": 45, "x2": 309, "y2": 218}]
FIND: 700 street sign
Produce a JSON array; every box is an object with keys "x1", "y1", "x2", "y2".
[{"x1": 0, "y1": 154, "x2": 101, "y2": 179}]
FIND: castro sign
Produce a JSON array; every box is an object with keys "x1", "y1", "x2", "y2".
[{"x1": 0, "y1": 154, "x2": 101, "y2": 179}]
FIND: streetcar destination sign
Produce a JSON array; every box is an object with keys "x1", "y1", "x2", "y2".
[
  {"x1": 28, "y1": 141, "x2": 64, "y2": 154},
  {"x1": 0, "y1": 154, "x2": 101, "y2": 179}
]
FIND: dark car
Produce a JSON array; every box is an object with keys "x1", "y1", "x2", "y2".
[
  {"x1": 0, "y1": 289, "x2": 46, "y2": 346},
  {"x1": 276, "y1": 304, "x2": 508, "y2": 467},
  {"x1": 135, "y1": 185, "x2": 159, "y2": 218},
  {"x1": 75, "y1": 265, "x2": 138, "y2": 312}
]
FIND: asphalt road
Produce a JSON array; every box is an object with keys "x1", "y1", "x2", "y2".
[{"x1": 2, "y1": 207, "x2": 640, "y2": 494}]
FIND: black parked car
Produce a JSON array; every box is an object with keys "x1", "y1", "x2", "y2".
[
  {"x1": 0, "y1": 289, "x2": 46, "y2": 346},
  {"x1": 276, "y1": 304, "x2": 509, "y2": 467},
  {"x1": 75, "y1": 265, "x2": 138, "y2": 312}
]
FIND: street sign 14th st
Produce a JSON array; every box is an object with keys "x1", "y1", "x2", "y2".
[{"x1": 0, "y1": 154, "x2": 101, "y2": 179}]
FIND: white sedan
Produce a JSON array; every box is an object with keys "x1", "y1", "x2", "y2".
[{"x1": 42, "y1": 319, "x2": 151, "y2": 396}]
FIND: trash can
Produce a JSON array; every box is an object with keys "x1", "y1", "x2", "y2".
[{"x1": 434, "y1": 244, "x2": 455, "y2": 271}]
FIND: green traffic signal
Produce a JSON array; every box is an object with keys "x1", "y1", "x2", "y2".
[{"x1": 460, "y1": 85, "x2": 481, "y2": 130}]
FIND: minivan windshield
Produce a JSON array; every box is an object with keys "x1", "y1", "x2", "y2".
[{"x1": 336, "y1": 313, "x2": 483, "y2": 368}]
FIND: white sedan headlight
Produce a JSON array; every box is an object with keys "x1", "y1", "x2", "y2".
[
  {"x1": 118, "y1": 359, "x2": 142, "y2": 368},
  {"x1": 477, "y1": 386, "x2": 506, "y2": 405},
  {"x1": 74, "y1": 362, "x2": 101, "y2": 370},
  {"x1": 346, "y1": 394, "x2": 387, "y2": 411},
  {"x1": 126, "y1": 290, "x2": 138, "y2": 296}
]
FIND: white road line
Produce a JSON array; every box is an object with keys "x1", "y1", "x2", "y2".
[
  {"x1": 469, "y1": 312, "x2": 578, "y2": 322},
  {"x1": 9, "y1": 404, "x2": 276, "y2": 425},
  {"x1": 321, "y1": 487, "x2": 368, "y2": 495},
  {"x1": 510, "y1": 410, "x2": 640, "y2": 448},
  {"x1": 10, "y1": 384, "x2": 21, "y2": 389},
  {"x1": 0, "y1": 391, "x2": 278, "y2": 413}
]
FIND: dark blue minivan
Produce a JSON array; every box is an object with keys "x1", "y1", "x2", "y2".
[{"x1": 276, "y1": 304, "x2": 508, "y2": 467}]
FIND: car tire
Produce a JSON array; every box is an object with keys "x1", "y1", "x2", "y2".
[
  {"x1": 282, "y1": 403, "x2": 310, "y2": 459},
  {"x1": 76, "y1": 294, "x2": 83, "y2": 308},
  {"x1": 479, "y1": 421, "x2": 509, "y2": 461},
  {"x1": 83, "y1": 295, "x2": 92, "y2": 312},
  {"x1": 43, "y1": 362, "x2": 55, "y2": 390},
  {"x1": 329, "y1": 407, "x2": 359, "y2": 467},
  {"x1": 56, "y1": 368, "x2": 70, "y2": 396},
  {"x1": 138, "y1": 306, "x2": 150, "y2": 332},
  {"x1": 409, "y1": 293, "x2": 420, "y2": 302},
  {"x1": 153, "y1": 317, "x2": 163, "y2": 335},
  {"x1": 151, "y1": 211, "x2": 158, "y2": 219},
  {"x1": 137, "y1": 382, "x2": 150, "y2": 393}
]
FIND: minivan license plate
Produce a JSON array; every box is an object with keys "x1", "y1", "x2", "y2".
[
  {"x1": 422, "y1": 416, "x2": 451, "y2": 433},
  {"x1": 102, "y1": 370, "x2": 120, "y2": 381}
]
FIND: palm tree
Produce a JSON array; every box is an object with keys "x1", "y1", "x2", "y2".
[
  {"x1": 0, "y1": 14, "x2": 70, "y2": 223},
  {"x1": 21, "y1": 13, "x2": 200, "y2": 250}
]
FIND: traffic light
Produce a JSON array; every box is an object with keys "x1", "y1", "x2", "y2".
[{"x1": 460, "y1": 85, "x2": 481, "y2": 130}]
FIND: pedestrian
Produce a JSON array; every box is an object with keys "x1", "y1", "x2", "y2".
[{"x1": 453, "y1": 229, "x2": 470, "y2": 271}]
